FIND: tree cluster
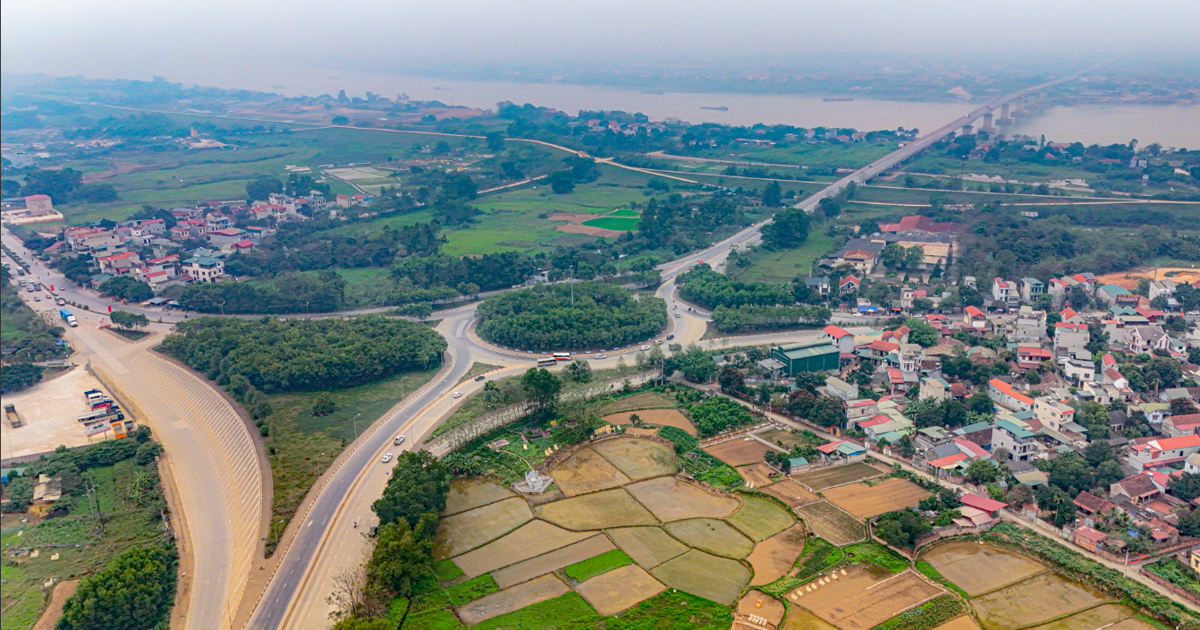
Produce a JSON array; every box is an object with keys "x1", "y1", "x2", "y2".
[
  {"x1": 18, "y1": 167, "x2": 118, "y2": 203},
  {"x1": 686, "y1": 396, "x2": 758, "y2": 437},
  {"x1": 98, "y1": 276, "x2": 154, "y2": 303},
  {"x1": 57, "y1": 544, "x2": 178, "y2": 630},
  {"x1": 476, "y1": 282, "x2": 666, "y2": 351},
  {"x1": 179, "y1": 270, "x2": 347, "y2": 314}
]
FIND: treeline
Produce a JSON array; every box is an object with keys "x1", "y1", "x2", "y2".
[
  {"x1": 391, "y1": 252, "x2": 537, "y2": 293},
  {"x1": 476, "y1": 282, "x2": 666, "y2": 351},
  {"x1": 678, "y1": 264, "x2": 793, "y2": 309},
  {"x1": 16, "y1": 168, "x2": 118, "y2": 203},
  {"x1": 686, "y1": 397, "x2": 758, "y2": 437},
  {"x1": 711, "y1": 304, "x2": 831, "y2": 333},
  {"x1": 638, "y1": 193, "x2": 749, "y2": 254},
  {"x1": 58, "y1": 544, "x2": 178, "y2": 630},
  {"x1": 0, "y1": 265, "x2": 67, "y2": 369},
  {"x1": 178, "y1": 271, "x2": 346, "y2": 314},
  {"x1": 159, "y1": 316, "x2": 446, "y2": 394},
  {"x1": 224, "y1": 220, "x2": 442, "y2": 277}
]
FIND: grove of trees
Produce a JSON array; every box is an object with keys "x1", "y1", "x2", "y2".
[{"x1": 476, "y1": 282, "x2": 666, "y2": 351}]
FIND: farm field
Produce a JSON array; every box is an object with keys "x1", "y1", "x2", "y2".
[
  {"x1": 591, "y1": 438, "x2": 676, "y2": 480},
  {"x1": 452, "y1": 520, "x2": 594, "y2": 577},
  {"x1": 757, "y1": 428, "x2": 815, "y2": 449},
  {"x1": 573, "y1": 564, "x2": 666, "y2": 616},
  {"x1": 920, "y1": 541, "x2": 1046, "y2": 596},
  {"x1": 598, "y1": 392, "x2": 677, "y2": 415},
  {"x1": 434, "y1": 497, "x2": 534, "y2": 558},
  {"x1": 550, "y1": 447, "x2": 632, "y2": 496},
  {"x1": 970, "y1": 572, "x2": 1109, "y2": 630},
  {"x1": 760, "y1": 479, "x2": 820, "y2": 507},
  {"x1": 792, "y1": 462, "x2": 886, "y2": 491},
  {"x1": 455, "y1": 573, "x2": 570, "y2": 624},
  {"x1": 490, "y1": 535, "x2": 615, "y2": 589},
  {"x1": 536, "y1": 488, "x2": 657, "y2": 530},
  {"x1": 794, "y1": 501, "x2": 865, "y2": 545},
  {"x1": 736, "y1": 463, "x2": 777, "y2": 488},
  {"x1": 727, "y1": 496, "x2": 794, "y2": 541},
  {"x1": 786, "y1": 565, "x2": 945, "y2": 630},
  {"x1": 781, "y1": 606, "x2": 842, "y2": 630},
  {"x1": 624, "y1": 476, "x2": 741, "y2": 521},
  {"x1": 602, "y1": 409, "x2": 697, "y2": 435},
  {"x1": 822, "y1": 477, "x2": 930, "y2": 519},
  {"x1": 664, "y1": 518, "x2": 754, "y2": 558},
  {"x1": 704, "y1": 437, "x2": 776, "y2": 467},
  {"x1": 747, "y1": 523, "x2": 808, "y2": 586},
  {"x1": 650, "y1": 549, "x2": 751, "y2": 606},
  {"x1": 605, "y1": 526, "x2": 689, "y2": 569},
  {"x1": 932, "y1": 617, "x2": 983, "y2": 630},
  {"x1": 1028, "y1": 604, "x2": 1137, "y2": 630}
]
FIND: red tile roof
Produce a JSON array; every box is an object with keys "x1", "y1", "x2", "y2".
[
  {"x1": 965, "y1": 306, "x2": 985, "y2": 318},
  {"x1": 1074, "y1": 525, "x2": 1107, "y2": 544},
  {"x1": 960, "y1": 493, "x2": 1008, "y2": 513},
  {"x1": 823, "y1": 325, "x2": 852, "y2": 339}
]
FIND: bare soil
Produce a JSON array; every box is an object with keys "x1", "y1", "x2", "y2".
[
  {"x1": 606, "y1": 526, "x2": 689, "y2": 569},
  {"x1": 748, "y1": 523, "x2": 808, "y2": 586},
  {"x1": 761, "y1": 479, "x2": 820, "y2": 507},
  {"x1": 704, "y1": 438, "x2": 773, "y2": 467},
  {"x1": 823, "y1": 478, "x2": 930, "y2": 519},
  {"x1": 737, "y1": 463, "x2": 779, "y2": 488},
  {"x1": 625, "y1": 476, "x2": 740, "y2": 522},
  {"x1": 789, "y1": 566, "x2": 945, "y2": 630},
  {"x1": 32, "y1": 580, "x2": 79, "y2": 630},
  {"x1": 442, "y1": 479, "x2": 516, "y2": 516},
  {"x1": 574, "y1": 564, "x2": 666, "y2": 616},
  {"x1": 921, "y1": 541, "x2": 1046, "y2": 596},
  {"x1": 591, "y1": 437, "x2": 677, "y2": 480},
  {"x1": 455, "y1": 573, "x2": 570, "y2": 624},
  {"x1": 491, "y1": 534, "x2": 615, "y2": 589},
  {"x1": 547, "y1": 212, "x2": 626, "y2": 237},
  {"x1": 536, "y1": 488, "x2": 657, "y2": 530},
  {"x1": 792, "y1": 462, "x2": 886, "y2": 491},
  {"x1": 602, "y1": 409, "x2": 697, "y2": 436},
  {"x1": 550, "y1": 447, "x2": 632, "y2": 497},
  {"x1": 434, "y1": 497, "x2": 533, "y2": 559}
]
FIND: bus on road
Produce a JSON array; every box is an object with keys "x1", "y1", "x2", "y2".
[
  {"x1": 536, "y1": 358, "x2": 557, "y2": 368},
  {"x1": 553, "y1": 352, "x2": 571, "y2": 361}
]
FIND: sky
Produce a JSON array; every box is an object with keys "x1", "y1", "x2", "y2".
[{"x1": 3, "y1": 0, "x2": 1199, "y2": 82}]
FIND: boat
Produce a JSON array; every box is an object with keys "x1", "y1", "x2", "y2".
[
  {"x1": 823, "y1": 97, "x2": 854, "y2": 102},
  {"x1": 700, "y1": 106, "x2": 729, "y2": 111}
]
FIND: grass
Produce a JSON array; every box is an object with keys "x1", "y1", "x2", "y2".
[
  {"x1": 759, "y1": 535, "x2": 846, "y2": 597},
  {"x1": 474, "y1": 592, "x2": 598, "y2": 630},
  {"x1": 262, "y1": 367, "x2": 440, "y2": 554},
  {"x1": 915, "y1": 560, "x2": 970, "y2": 598},
  {"x1": 564, "y1": 549, "x2": 635, "y2": 582},
  {"x1": 1144, "y1": 557, "x2": 1200, "y2": 597},
  {"x1": 562, "y1": 589, "x2": 732, "y2": 630},
  {"x1": 730, "y1": 229, "x2": 837, "y2": 283},
  {"x1": 870, "y1": 595, "x2": 966, "y2": 630},
  {"x1": 434, "y1": 559, "x2": 465, "y2": 582},
  {"x1": 582, "y1": 216, "x2": 640, "y2": 231},
  {"x1": 458, "y1": 362, "x2": 502, "y2": 385},
  {"x1": 444, "y1": 574, "x2": 499, "y2": 605},
  {"x1": 843, "y1": 542, "x2": 909, "y2": 573},
  {"x1": 678, "y1": 450, "x2": 744, "y2": 491}
]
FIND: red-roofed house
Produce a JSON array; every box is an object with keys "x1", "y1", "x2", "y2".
[
  {"x1": 882, "y1": 325, "x2": 910, "y2": 345},
  {"x1": 823, "y1": 325, "x2": 855, "y2": 353},
  {"x1": 1074, "y1": 491, "x2": 1118, "y2": 524},
  {"x1": 1072, "y1": 525, "x2": 1110, "y2": 553},
  {"x1": 98, "y1": 251, "x2": 142, "y2": 275},
  {"x1": 878, "y1": 215, "x2": 958, "y2": 234},
  {"x1": 1016, "y1": 347, "x2": 1052, "y2": 370},
  {"x1": 964, "y1": 306, "x2": 986, "y2": 329},
  {"x1": 839, "y1": 276, "x2": 860, "y2": 295},
  {"x1": 887, "y1": 368, "x2": 906, "y2": 393},
  {"x1": 960, "y1": 493, "x2": 1008, "y2": 516},
  {"x1": 989, "y1": 378, "x2": 1034, "y2": 412},
  {"x1": 1110, "y1": 472, "x2": 1163, "y2": 504},
  {"x1": 1164, "y1": 414, "x2": 1200, "y2": 438},
  {"x1": 1060, "y1": 307, "x2": 1083, "y2": 323},
  {"x1": 1128, "y1": 434, "x2": 1200, "y2": 470}
]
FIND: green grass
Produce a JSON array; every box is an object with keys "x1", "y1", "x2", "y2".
[
  {"x1": 1145, "y1": 557, "x2": 1200, "y2": 597},
  {"x1": 915, "y1": 559, "x2": 970, "y2": 598},
  {"x1": 561, "y1": 590, "x2": 733, "y2": 630},
  {"x1": 582, "y1": 216, "x2": 641, "y2": 231},
  {"x1": 474, "y1": 593, "x2": 598, "y2": 630},
  {"x1": 403, "y1": 609, "x2": 464, "y2": 630},
  {"x1": 458, "y1": 362, "x2": 502, "y2": 385},
  {"x1": 444, "y1": 574, "x2": 499, "y2": 605},
  {"x1": 843, "y1": 542, "x2": 909, "y2": 573},
  {"x1": 564, "y1": 549, "x2": 634, "y2": 582},
  {"x1": 262, "y1": 367, "x2": 440, "y2": 554},
  {"x1": 434, "y1": 559, "x2": 465, "y2": 582},
  {"x1": 732, "y1": 229, "x2": 836, "y2": 283},
  {"x1": 870, "y1": 595, "x2": 966, "y2": 630},
  {"x1": 608, "y1": 208, "x2": 641, "y2": 218}
]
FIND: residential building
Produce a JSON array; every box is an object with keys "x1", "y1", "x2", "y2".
[
  {"x1": 824, "y1": 377, "x2": 857, "y2": 402},
  {"x1": 1020, "y1": 278, "x2": 1044, "y2": 303},
  {"x1": 1148, "y1": 280, "x2": 1177, "y2": 304},
  {"x1": 1110, "y1": 473, "x2": 1163, "y2": 504},
  {"x1": 839, "y1": 276, "x2": 860, "y2": 295},
  {"x1": 829, "y1": 239, "x2": 885, "y2": 275},
  {"x1": 1128, "y1": 434, "x2": 1200, "y2": 470},
  {"x1": 1034, "y1": 398, "x2": 1076, "y2": 432},
  {"x1": 964, "y1": 305, "x2": 987, "y2": 329},
  {"x1": 184, "y1": 256, "x2": 225, "y2": 283},
  {"x1": 1060, "y1": 358, "x2": 1096, "y2": 383},
  {"x1": 1164, "y1": 414, "x2": 1200, "y2": 438},
  {"x1": 1185, "y1": 452, "x2": 1200, "y2": 474},
  {"x1": 989, "y1": 378, "x2": 1034, "y2": 412},
  {"x1": 844, "y1": 399, "x2": 879, "y2": 425},
  {"x1": 804, "y1": 277, "x2": 831, "y2": 299},
  {"x1": 97, "y1": 251, "x2": 142, "y2": 276},
  {"x1": 991, "y1": 278, "x2": 1020, "y2": 308},
  {"x1": 1054, "y1": 322, "x2": 1090, "y2": 354},
  {"x1": 991, "y1": 419, "x2": 1043, "y2": 462},
  {"x1": 919, "y1": 377, "x2": 951, "y2": 403},
  {"x1": 207, "y1": 227, "x2": 247, "y2": 248},
  {"x1": 1016, "y1": 347, "x2": 1052, "y2": 370},
  {"x1": 822, "y1": 325, "x2": 855, "y2": 354},
  {"x1": 1096, "y1": 284, "x2": 1139, "y2": 307},
  {"x1": 1128, "y1": 325, "x2": 1170, "y2": 353}
]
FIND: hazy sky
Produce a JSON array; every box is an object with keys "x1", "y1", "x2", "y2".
[{"x1": 3, "y1": 0, "x2": 1199, "y2": 81}]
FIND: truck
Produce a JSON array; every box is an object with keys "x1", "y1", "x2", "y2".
[{"x1": 59, "y1": 309, "x2": 78, "y2": 327}]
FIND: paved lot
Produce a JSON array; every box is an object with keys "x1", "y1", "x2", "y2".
[{"x1": 1, "y1": 367, "x2": 113, "y2": 460}]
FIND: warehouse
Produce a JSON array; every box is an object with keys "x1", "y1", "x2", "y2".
[{"x1": 771, "y1": 340, "x2": 840, "y2": 375}]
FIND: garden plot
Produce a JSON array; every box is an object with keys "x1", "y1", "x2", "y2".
[
  {"x1": 704, "y1": 437, "x2": 774, "y2": 467},
  {"x1": 793, "y1": 462, "x2": 885, "y2": 491},
  {"x1": 434, "y1": 496, "x2": 533, "y2": 559},
  {"x1": 550, "y1": 446, "x2": 632, "y2": 496},
  {"x1": 728, "y1": 496, "x2": 795, "y2": 541},
  {"x1": 970, "y1": 572, "x2": 1109, "y2": 630},
  {"x1": 625, "y1": 476, "x2": 740, "y2": 522},
  {"x1": 606, "y1": 526, "x2": 689, "y2": 569},
  {"x1": 761, "y1": 479, "x2": 820, "y2": 507},
  {"x1": 574, "y1": 564, "x2": 666, "y2": 616},
  {"x1": 921, "y1": 541, "x2": 1046, "y2": 596},
  {"x1": 452, "y1": 520, "x2": 593, "y2": 577},
  {"x1": 602, "y1": 409, "x2": 697, "y2": 435},
  {"x1": 650, "y1": 549, "x2": 752, "y2": 606},
  {"x1": 737, "y1": 463, "x2": 777, "y2": 488},
  {"x1": 748, "y1": 523, "x2": 808, "y2": 586},
  {"x1": 599, "y1": 392, "x2": 676, "y2": 415},
  {"x1": 443, "y1": 479, "x2": 516, "y2": 516},
  {"x1": 664, "y1": 518, "x2": 755, "y2": 558},
  {"x1": 823, "y1": 477, "x2": 930, "y2": 519},
  {"x1": 536, "y1": 488, "x2": 657, "y2": 530},
  {"x1": 788, "y1": 566, "x2": 944, "y2": 630},
  {"x1": 591, "y1": 437, "x2": 677, "y2": 479},
  {"x1": 455, "y1": 573, "x2": 570, "y2": 624},
  {"x1": 795, "y1": 501, "x2": 866, "y2": 545},
  {"x1": 491, "y1": 535, "x2": 615, "y2": 589},
  {"x1": 1028, "y1": 604, "x2": 1136, "y2": 630},
  {"x1": 782, "y1": 606, "x2": 841, "y2": 630},
  {"x1": 758, "y1": 428, "x2": 813, "y2": 449}
]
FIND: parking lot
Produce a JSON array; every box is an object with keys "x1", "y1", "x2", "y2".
[{"x1": 1, "y1": 366, "x2": 117, "y2": 461}]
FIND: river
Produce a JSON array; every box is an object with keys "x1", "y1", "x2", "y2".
[{"x1": 153, "y1": 65, "x2": 1200, "y2": 148}]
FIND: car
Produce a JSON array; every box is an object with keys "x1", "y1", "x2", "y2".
[
  {"x1": 33, "y1": 296, "x2": 40, "y2": 302},
  {"x1": 655, "y1": 339, "x2": 663, "y2": 345},
  {"x1": 674, "y1": 313, "x2": 680, "y2": 318},
  {"x1": 640, "y1": 345, "x2": 650, "y2": 350},
  {"x1": 394, "y1": 435, "x2": 406, "y2": 445},
  {"x1": 381, "y1": 453, "x2": 393, "y2": 463},
  {"x1": 666, "y1": 334, "x2": 675, "y2": 340},
  {"x1": 452, "y1": 391, "x2": 463, "y2": 398},
  {"x1": 367, "y1": 526, "x2": 378, "y2": 538},
  {"x1": 474, "y1": 374, "x2": 486, "y2": 381},
  {"x1": 595, "y1": 354, "x2": 607, "y2": 359}
]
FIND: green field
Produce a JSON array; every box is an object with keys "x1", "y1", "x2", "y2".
[
  {"x1": 690, "y1": 141, "x2": 898, "y2": 170},
  {"x1": 730, "y1": 230, "x2": 837, "y2": 283},
  {"x1": 582, "y1": 216, "x2": 640, "y2": 231}
]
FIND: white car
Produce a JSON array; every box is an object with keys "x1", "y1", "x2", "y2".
[
  {"x1": 394, "y1": 435, "x2": 406, "y2": 446},
  {"x1": 595, "y1": 354, "x2": 607, "y2": 359},
  {"x1": 640, "y1": 345, "x2": 650, "y2": 351},
  {"x1": 452, "y1": 391, "x2": 463, "y2": 398},
  {"x1": 381, "y1": 453, "x2": 393, "y2": 463}
]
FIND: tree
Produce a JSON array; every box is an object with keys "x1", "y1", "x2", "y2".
[
  {"x1": 371, "y1": 451, "x2": 449, "y2": 529},
  {"x1": 109, "y1": 310, "x2": 149, "y2": 331},
  {"x1": 1169, "y1": 473, "x2": 1200, "y2": 502},
  {"x1": 246, "y1": 176, "x2": 283, "y2": 202},
  {"x1": 671, "y1": 345, "x2": 717, "y2": 383},
  {"x1": 565, "y1": 360, "x2": 592, "y2": 383},
  {"x1": 521, "y1": 368, "x2": 562, "y2": 411},
  {"x1": 964, "y1": 459, "x2": 1002, "y2": 484},
  {"x1": 57, "y1": 545, "x2": 177, "y2": 630},
  {"x1": 817, "y1": 197, "x2": 841, "y2": 218},
  {"x1": 760, "y1": 208, "x2": 810, "y2": 249},
  {"x1": 331, "y1": 115, "x2": 349, "y2": 125},
  {"x1": 1, "y1": 363, "x2": 43, "y2": 393},
  {"x1": 99, "y1": 276, "x2": 153, "y2": 303},
  {"x1": 367, "y1": 518, "x2": 434, "y2": 595},
  {"x1": 311, "y1": 392, "x2": 336, "y2": 417},
  {"x1": 485, "y1": 131, "x2": 505, "y2": 151},
  {"x1": 718, "y1": 366, "x2": 746, "y2": 393},
  {"x1": 903, "y1": 318, "x2": 938, "y2": 347},
  {"x1": 881, "y1": 243, "x2": 906, "y2": 268},
  {"x1": 549, "y1": 170, "x2": 575, "y2": 194},
  {"x1": 874, "y1": 509, "x2": 931, "y2": 548},
  {"x1": 762, "y1": 181, "x2": 782, "y2": 207},
  {"x1": 1177, "y1": 508, "x2": 1200, "y2": 537}
]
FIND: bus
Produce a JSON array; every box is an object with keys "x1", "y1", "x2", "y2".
[
  {"x1": 536, "y1": 358, "x2": 557, "y2": 368},
  {"x1": 553, "y1": 353, "x2": 571, "y2": 361}
]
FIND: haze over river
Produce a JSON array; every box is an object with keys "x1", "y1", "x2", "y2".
[{"x1": 167, "y1": 65, "x2": 1200, "y2": 148}]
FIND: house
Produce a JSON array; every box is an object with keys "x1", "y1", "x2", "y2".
[
  {"x1": 991, "y1": 419, "x2": 1044, "y2": 462},
  {"x1": 845, "y1": 399, "x2": 879, "y2": 424},
  {"x1": 804, "y1": 276, "x2": 831, "y2": 299},
  {"x1": 1017, "y1": 347, "x2": 1052, "y2": 370},
  {"x1": 97, "y1": 251, "x2": 142, "y2": 275},
  {"x1": 1059, "y1": 307, "x2": 1084, "y2": 324},
  {"x1": 830, "y1": 239, "x2": 886, "y2": 275},
  {"x1": 815, "y1": 440, "x2": 867, "y2": 459},
  {"x1": 1128, "y1": 326, "x2": 1170, "y2": 353},
  {"x1": 839, "y1": 276, "x2": 861, "y2": 295},
  {"x1": 989, "y1": 379, "x2": 1034, "y2": 412},
  {"x1": 964, "y1": 306, "x2": 987, "y2": 329},
  {"x1": 1096, "y1": 284, "x2": 1139, "y2": 307},
  {"x1": 1110, "y1": 472, "x2": 1163, "y2": 504},
  {"x1": 920, "y1": 377, "x2": 951, "y2": 403},
  {"x1": 960, "y1": 493, "x2": 1007, "y2": 518},
  {"x1": 770, "y1": 340, "x2": 840, "y2": 376},
  {"x1": 1034, "y1": 398, "x2": 1076, "y2": 432},
  {"x1": 184, "y1": 256, "x2": 225, "y2": 283},
  {"x1": 878, "y1": 215, "x2": 958, "y2": 233},
  {"x1": 858, "y1": 340, "x2": 899, "y2": 363},
  {"x1": 991, "y1": 278, "x2": 1020, "y2": 308},
  {"x1": 1164, "y1": 414, "x2": 1200, "y2": 438},
  {"x1": 207, "y1": 227, "x2": 247, "y2": 248},
  {"x1": 824, "y1": 377, "x2": 858, "y2": 402},
  {"x1": 1021, "y1": 278, "x2": 1045, "y2": 303},
  {"x1": 1054, "y1": 322, "x2": 1090, "y2": 353},
  {"x1": 1072, "y1": 526, "x2": 1112, "y2": 553},
  {"x1": 823, "y1": 325, "x2": 855, "y2": 354},
  {"x1": 1185, "y1": 452, "x2": 1200, "y2": 474},
  {"x1": 1012, "y1": 307, "x2": 1047, "y2": 343},
  {"x1": 1128, "y1": 434, "x2": 1200, "y2": 470},
  {"x1": 1060, "y1": 358, "x2": 1096, "y2": 383},
  {"x1": 1149, "y1": 280, "x2": 1177, "y2": 304},
  {"x1": 1074, "y1": 491, "x2": 1118, "y2": 525}
]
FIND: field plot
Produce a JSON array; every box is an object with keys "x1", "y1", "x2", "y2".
[
  {"x1": 443, "y1": 478, "x2": 517, "y2": 516},
  {"x1": 650, "y1": 549, "x2": 752, "y2": 605},
  {"x1": 823, "y1": 478, "x2": 930, "y2": 519},
  {"x1": 536, "y1": 488, "x2": 657, "y2": 530},
  {"x1": 728, "y1": 496, "x2": 794, "y2": 541},
  {"x1": 625, "y1": 476, "x2": 740, "y2": 522},
  {"x1": 921, "y1": 541, "x2": 1046, "y2": 596},
  {"x1": 491, "y1": 535, "x2": 615, "y2": 589},
  {"x1": 704, "y1": 437, "x2": 775, "y2": 467},
  {"x1": 456, "y1": 573, "x2": 570, "y2": 624},
  {"x1": 606, "y1": 526, "x2": 689, "y2": 569},
  {"x1": 737, "y1": 463, "x2": 777, "y2": 488},
  {"x1": 748, "y1": 523, "x2": 808, "y2": 586},
  {"x1": 602, "y1": 409, "x2": 697, "y2": 436},
  {"x1": 789, "y1": 566, "x2": 944, "y2": 630},
  {"x1": 1028, "y1": 604, "x2": 1135, "y2": 630},
  {"x1": 782, "y1": 606, "x2": 841, "y2": 630},
  {"x1": 761, "y1": 479, "x2": 820, "y2": 507},
  {"x1": 435, "y1": 497, "x2": 534, "y2": 558},
  {"x1": 1107, "y1": 617, "x2": 1166, "y2": 630},
  {"x1": 583, "y1": 215, "x2": 641, "y2": 231},
  {"x1": 793, "y1": 462, "x2": 885, "y2": 491},
  {"x1": 599, "y1": 392, "x2": 676, "y2": 415},
  {"x1": 551, "y1": 446, "x2": 632, "y2": 496},
  {"x1": 665, "y1": 518, "x2": 755, "y2": 558},
  {"x1": 574, "y1": 564, "x2": 666, "y2": 616},
  {"x1": 795, "y1": 501, "x2": 866, "y2": 545},
  {"x1": 452, "y1": 520, "x2": 593, "y2": 577},
  {"x1": 932, "y1": 617, "x2": 982, "y2": 630},
  {"x1": 757, "y1": 428, "x2": 813, "y2": 449},
  {"x1": 971, "y1": 572, "x2": 1109, "y2": 630},
  {"x1": 591, "y1": 438, "x2": 677, "y2": 479}
]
